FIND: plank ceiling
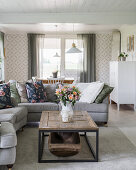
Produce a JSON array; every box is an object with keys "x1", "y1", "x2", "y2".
[{"x1": 0, "y1": 0, "x2": 136, "y2": 13}]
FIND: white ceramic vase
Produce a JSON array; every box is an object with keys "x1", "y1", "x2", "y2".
[{"x1": 60, "y1": 102, "x2": 74, "y2": 122}]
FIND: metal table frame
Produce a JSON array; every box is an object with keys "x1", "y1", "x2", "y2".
[{"x1": 38, "y1": 129, "x2": 99, "y2": 163}]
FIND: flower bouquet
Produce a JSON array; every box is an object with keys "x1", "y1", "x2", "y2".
[{"x1": 56, "y1": 85, "x2": 81, "y2": 122}]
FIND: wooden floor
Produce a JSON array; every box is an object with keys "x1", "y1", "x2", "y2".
[{"x1": 105, "y1": 104, "x2": 136, "y2": 147}]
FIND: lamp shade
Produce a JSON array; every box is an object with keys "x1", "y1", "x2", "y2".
[
  {"x1": 53, "y1": 52, "x2": 60, "y2": 57},
  {"x1": 66, "y1": 43, "x2": 82, "y2": 53}
]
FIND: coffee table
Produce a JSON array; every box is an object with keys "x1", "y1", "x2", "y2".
[{"x1": 38, "y1": 111, "x2": 99, "y2": 163}]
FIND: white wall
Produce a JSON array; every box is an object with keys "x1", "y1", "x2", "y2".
[
  {"x1": 4, "y1": 33, "x2": 28, "y2": 82},
  {"x1": 4, "y1": 32, "x2": 113, "y2": 83},
  {"x1": 120, "y1": 25, "x2": 136, "y2": 61},
  {"x1": 111, "y1": 31, "x2": 121, "y2": 61}
]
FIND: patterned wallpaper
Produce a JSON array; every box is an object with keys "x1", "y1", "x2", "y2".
[
  {"x1": 96, "y1": 33, "x2": 112, "y2": 84},
  {"x1": 4, "y1": 33, "x2": 112, "y2": 83},
  {"x1": 4, "y1": 34, "x2": 28, "y2": 82}
]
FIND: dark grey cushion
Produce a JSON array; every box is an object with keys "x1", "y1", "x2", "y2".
[
  {"x1": 18, "y1": 102, "x2": 59, "y2": 113},
  {"x1": 0, "y1": 122, "x2": 17, "y2": 149},
  {"x1": 43, "y1": 84, "x2": 58, "y2": 102},
  {"x1": 95, "y1": 84, "x2": 113, "y2": 103},
  {"x1": 74, "y1": 101, "x2": 108, "y2": 113}
]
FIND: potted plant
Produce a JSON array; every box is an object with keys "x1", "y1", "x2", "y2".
[
  {"x1": 56, "y1": 85, "x2": 81, "y2": 122},
  {"x1": 52, "y1": 70, "x2": 58, "y2": 78},
  {"x1": 118, "y1": 52, "x2": 128, "y2": 61}
]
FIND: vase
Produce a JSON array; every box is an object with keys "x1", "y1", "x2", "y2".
[
  {"x1": 119, "y1": 57, "x2": 126, "y2": 61},
  {"x1": 52, "y1": 71, "x2": 58, "y2": 78},
  {"x1": 60, "y1": 102, "x2": 74, "y2": 122}
]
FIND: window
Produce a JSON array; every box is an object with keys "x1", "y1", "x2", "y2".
[
  {"x1": 65, "y1": 39, "x2": 83, "y2": 70},
  {"x1": 40, "y1": 38, "x2": 61, "y2": 78},
  {"x1": 39, "y1": 37, "x2": 83, "y2": 78}
]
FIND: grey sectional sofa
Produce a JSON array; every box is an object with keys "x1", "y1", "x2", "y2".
[
  {"x1": 0, "y1": 83, "x2": 109, "y2": 128},
  {"x1": 18, "y1": 97, "x2": 109, "y2": 124},
  {"x1": 0, "y1": 83, "x2": 108, "y2": 127},
  {"x1": 18, "y1": 83, "x2": 109, "y2": 124}
]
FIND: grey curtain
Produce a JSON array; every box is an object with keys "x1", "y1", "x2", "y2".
[
  {"x1": 77, "y1": 34, "x2": 96, "y2": 83},
  {"x1": 0, "y1": 32, "x2": 4, "y2": 80},
  {"x1": 27, "y1": 34, "x2": 45, "y2": 79}
]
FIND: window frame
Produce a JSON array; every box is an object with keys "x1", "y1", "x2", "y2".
[
  {"x1": 39, "y1": 34, "x2": 79, "y2": 78},
  {"x1": 39, "y1": 37, "x2": 61, "y2": 78}
]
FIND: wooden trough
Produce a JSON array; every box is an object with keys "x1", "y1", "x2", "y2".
[{"x1": 48, "y1": 132, "x2": 81, "y2": 157}]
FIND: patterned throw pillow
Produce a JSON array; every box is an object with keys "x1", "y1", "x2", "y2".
[
  {"x1": 16, "y1": 82, "x2": 28, "y2": 103},
  {"x1": 26, "y1": 81, "x2": 47, "y2": 103},
  {"x1": 0, "y1": 83, "x2": 12, "y2": 109},
  {"x1": 95, "y1": 84, "x2": 114, "y2": 104},
  {"x1": 16, "y1": 80, "x2": 35, "y2": 103},
  {"x1": 10, "y1": 82, "x2": 21, "y2": 104}
]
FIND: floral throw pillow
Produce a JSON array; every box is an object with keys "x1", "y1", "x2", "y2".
[
  {"x1": 26, "y1": 81, "x2": 47, "y2": 103},
  {"x1": 0, "y1": 83, "x2": 12, "y2": 109}
]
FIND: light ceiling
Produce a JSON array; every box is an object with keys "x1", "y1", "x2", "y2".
[
  {"x1": 0, "y1": 0, "x2": 136, "y2": 13},
  {"x1": 0, "y1": 23, "x2": 121, "y2": 33},
  {"x1": 0, "y1": 0, "x2": 136, "y2": 25}
]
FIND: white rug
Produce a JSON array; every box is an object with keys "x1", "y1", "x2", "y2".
[{"x1": 1, "y1": 127, "x2": 136, "y2": 170}]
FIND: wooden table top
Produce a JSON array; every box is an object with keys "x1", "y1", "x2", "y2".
[
  {"x1": 39, "y1": 111, "x2": 98, "y2": 131},
  {"x1": 37, "y1": 78, "x2": 74, "y2": 84}
]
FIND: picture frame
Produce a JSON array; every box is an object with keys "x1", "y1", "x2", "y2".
[{"x1": 127, "y1": 35, "x2": 134, "y2": 52}]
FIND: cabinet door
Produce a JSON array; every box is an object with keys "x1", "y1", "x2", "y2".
[
  {"x1": 118, "y1": 62, "x2": 135, "y2": 104},
  {"x1": 110, "y1": 62, "x2": 116, "y2": 86},
  {"x1": 110, "y1": 62, "x2": 118, "y2": 103}
]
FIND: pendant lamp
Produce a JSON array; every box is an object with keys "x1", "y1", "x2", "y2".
[
  {"x1": 66, "y1": 42, "x2": 82, "y2": 53},
  {"x1": 53, "y1": 25, "x2": 60, "y2": 57},
  {"x1": 66, "y1": 24, "x2": 82, "y2": 53}
]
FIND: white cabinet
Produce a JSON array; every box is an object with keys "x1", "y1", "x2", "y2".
[{"x1": 110, "y1": 61, "x2": 136, "y2": 110}]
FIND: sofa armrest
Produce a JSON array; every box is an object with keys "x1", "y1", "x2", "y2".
[
  {"x1": 102, "y1": 96, "x2": 109, "y2": 104},
  {"x1": 0, "y1": 122, "x2": 17, "y2": 149},
  {"x1": 0, "y1": 114, "x2": 16, "y2": 124}
]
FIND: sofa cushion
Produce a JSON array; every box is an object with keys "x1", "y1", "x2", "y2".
[
  {"x1": 0, "y1": 122, "x2": 17, "y2": 149},
  {"x1": 95, "y1": 84, "x2": 114, "y2": 104},
  {"x1": 73, "y1": 81, "x2": 100, "y2": 93},
  {"x1": 0, "y1": 147, "x2": 16, "y2": 165},
  {"x1": 0, "y1": 83, "x2": 12, "y2": 109},
  {"x1": 26, "y1": 81, "x2": 47, "y2": 103},
  {"x1": 79, "y1": 82, "x2": 104, "y2": 103},
  {"x1": 0, "y1": 107, "x2": 27, "y2": 123},
  {"x1": 74, "y1": 101, "x2": 108, "y2": 113},
  {"x1": 16, "y1": 82, "x2": 28, "y2": 103},
  {"x1": 44, "y1": 84, "x2": 58, "y2": 102},
  {"x1": 18, "y1": 102, "x2": 59, "y2": 113},
  {"x1": 10, "y1": 82, "x2": 21, "y2": 104}
]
